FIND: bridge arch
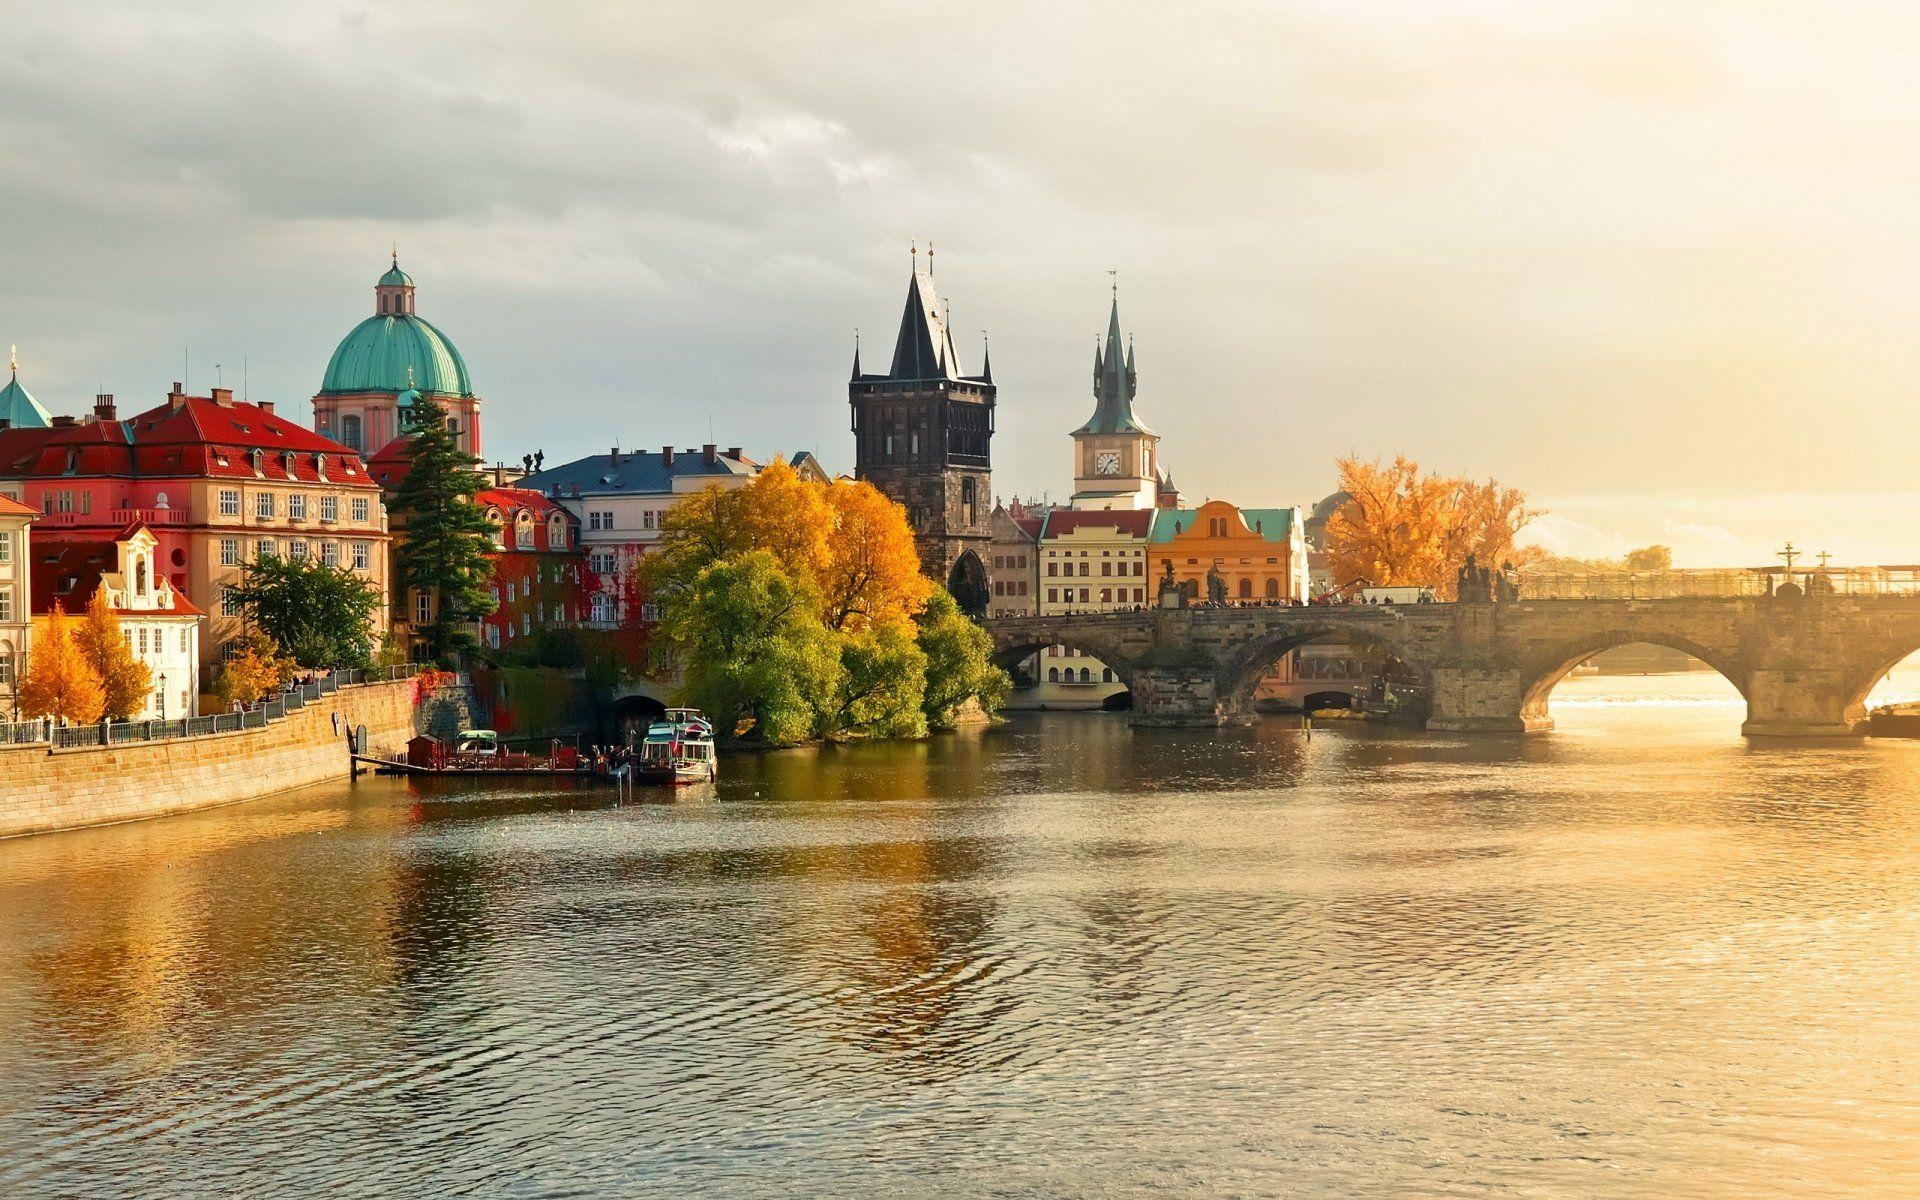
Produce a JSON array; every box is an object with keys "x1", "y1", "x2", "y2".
[
  {"x1": 1836, "y1": 639, "x2": 1920, "y2": 727},
  {"x1": 991, "y1": 634, "x2": 1140, "y2": 693},
  {"x1": 1215, "y1": 620, "x2": 1433, "y2": 715},
  {"x1": 1516, "y1": 629, "x2": 1749, "y2": 725}
]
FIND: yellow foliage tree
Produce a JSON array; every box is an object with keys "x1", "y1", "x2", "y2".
[
  {"x1": 1325, "y1": 455, "x2": 1544, "y2": 598},
  {"x1": 75, "y1": 585, "x2": 153, "y2": 720},
  {"x1": 18, "y1": 602, "x2": 106, "y2": 725},
  {"x1": 820, "y1": 479, "x2": 932, "y2": 632},
  {"x1": 215, "y1": 630, "x2": 294, "y2": 708}
]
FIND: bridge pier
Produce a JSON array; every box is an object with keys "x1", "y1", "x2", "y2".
[
  {"x1": 1126, "y1": 667, "x2": 1244, "y2": 727},
  {"x1": 1740, "y1": 669, "x2": 1865, "y2": 737},
  {"x1": 1425, "y1": 667, "x2": 1553, "y2": 735}
]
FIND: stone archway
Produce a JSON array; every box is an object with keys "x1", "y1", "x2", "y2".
[
  {"x1": 1514, "y1": 629, "x2": 1750, "y2": 732},
  {"x1": 947, "y1": 549, "x2": 990, "y2": 619},
  {"x1": 1214, "y1": 620, "x2": 1433, "y2": 719}
]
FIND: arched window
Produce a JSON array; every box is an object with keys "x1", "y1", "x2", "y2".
[
  {"x1": 1238, "y1": 578, "x2": 1252, "y2": 599},
  {"x1": 1103, "y1": 667, "x2": 1114, "y2": 683},
  {"x1": 961, "y1": 477, "x2": 977, "y2": 525},
  {"x1": 1048, "y1": 667, "x2": 1059, "y2": 682},
  {"x1": 1079, "y1": 667, "x2": 1092, "y2": 683},
  {"x1": 515, "y1": 510, "x2": 535, "y2": 549},
  {"x1": 486, "y1": 508, "x2": 505, "y2": 549},
  {"x1": 1265, "y1": 577, "x2": 1279, "y2": 599},
  {"x1": 548, "y1": 514, "x2": 566, "y2": 548},
  {"x1": 135, "y1": 558, "x2": 148, "y2": 596},
  {"x1": 339, "y1": 416, "x2": 362, "y2": 452}
]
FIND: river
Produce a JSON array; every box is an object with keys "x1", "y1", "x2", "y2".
[{"x1": 4, "y1": 671, "x2": 1920, "y2": 1197}]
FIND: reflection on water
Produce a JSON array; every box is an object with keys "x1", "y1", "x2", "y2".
[{"x1": 6, "y1": 674, "x2": 1920, "y2": 1196}]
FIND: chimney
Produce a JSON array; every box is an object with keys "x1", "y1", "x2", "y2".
[
  {"x1": 169, "y1": 382, "x2": 187, "y2": 410},
  {"x1": 609, "y1": 445, "x2": 621, "y2": 467},
  {"x1": 258, "y1": 400, "x2": 275, "y2": 416},
  {"x1": 661, "y1": 445, "x2": 675, "y2": 467},
  {"x1": 211, "y1": 387, "x2": 234, "y2": 406},
  {"x1": 52, "y1": 415, "x2": 78, "y2": 428},
  {"x1": 93, "y1": 394, "x2": 116, "y2": 422},
  {"x1": 701, "y1": 444, "x2": 716, "y2": 465},
  {"x1": 726, "y1": 446, "x2": 741, "y2": 460}
]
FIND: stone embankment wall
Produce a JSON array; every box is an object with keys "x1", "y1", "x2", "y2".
[{"x1": 0, "y1": 678, "x2": 417, "y2": 839}]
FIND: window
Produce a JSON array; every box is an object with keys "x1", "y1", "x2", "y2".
[
  {"x1": 961, "y1": 477, "x2": 977, "y2": 525},
  {"x1": 590, "y1": 595, "x2": 611, "y2": 623},
  {"x1": 352, "y1": 497, "x2": 370, "y2": 524},
  {"x1": 181, "y1": 629, "x2": 190, "y2": 653},
  {"x1": 340, "y1": 415, "x2": 362, "y2": 452},
  {"x1": 1101, "y1": 562, "x2": 1111, "y2": 576},
  {"x1": 487, "y1": 624, "x2": 500, "y2": 649},
  {"x1": 320, "y1": 495, "x2": 339, "y2": 522},
  {"x1": 0, "y1": 587, "x2": 10, "y2": 622},
  {"x1": 256, "y1": 539, "x2": 275, "y2": 561},
  {"x1": 256, "y1": 492, "x2": 275, "y2": 519},
  {"x1": 1103, "y1": 668, "x2": 1114, "y2": 683},
  {"x1": 352, "y1": 542, "x2": 370, "y2": 570},
  {"x1": 1078, "y1": 588, "x2": 1089, "y2": 603},
  {"x1": 289, "y1": 539, "x2": 309, "y2": 560},
  {"x1": 0, "y1": 531, "x2": 9, "y2": 563},
  {"x1": 321, "y1": 541, "x2": 339, "y2": 566},
  {"x1": 220, "y1": 538, "x2": 239, "y2": 567},
  {"x1": 1100, "y1": 588, "x2": 1111, "y2": 603},
  {"x1": 415, "y1": 591, "x2": 432, "y2": 625},
  {"x1": 0, "y1": 651, "x2": 11, "y2": 686},
  {"x1": 221, "y1": 587, "x2": 244, "y2": 616},
  {"x1": 1209, "y1": 517, "x2": 1227, "y2": 537},
  {"x1": 1046, "y1": 562, "x2": 1057, "y2": 577},
  {"x1": 218, "y1": 489, "x2": 240, "y2": 518},
  {"x1": 642, "y1": 509, "x2": 655, "y2": 531},
  {"x1": 591, "y1": 551, "x2": 615, "y2": 574},
  {"x1": 1078, "y1": 562, "x2": 1089, "y2": 577},
  {"x1": 289, "y1": 494, "x2": 307, "y2": 520},
  {"x1": 1238, "y1": 578, "x2": 1252, "y2": 599},
  {"x1": 56, "y1": 491, "x2": 73, "y2": 513},
  {"x1": 1266, "y1": 578, "x2": 1280, "y2": 599},
  {"x1": 1047, "y1": 588, "x2": 1057, "y2": 603},
  {"x1": 1048, "y1": 668, "x2": 1059, "y2": 682},
  {"x1": 506, "y1": 581, "x2": 517, "y2": 603},
  {"x1": 138, "y1": 627, "x2": 149, "y2": 655},
  {"x1": 515, "y1": 511, "x2": 535, "y2": 549},
  {"x1": 1079, "y1": 667, "x2": 1092, "y2": 683}
]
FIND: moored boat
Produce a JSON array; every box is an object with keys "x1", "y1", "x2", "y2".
[{"x1": 636, "y1": 709, "x2": 718, "y2": 785}]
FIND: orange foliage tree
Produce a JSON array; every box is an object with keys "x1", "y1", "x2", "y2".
[
  {"x1": 76, "y1": 586, "x2": 153, "y2": 719},
  {"x1": 820, "y1": 479, "x2": 932, "y2": 632},
  {"x1": 18, "y1": 602, "x2": 107, "y2": 724},
  {"x1": 1324, "y1": 455, "x2": 1544, "y2": 598}
]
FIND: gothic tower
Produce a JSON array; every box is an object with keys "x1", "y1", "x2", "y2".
[
  {"x1": 1070, "y1": 287, "x2": 1163, "y2": 511},
  {"x1": 850, "y1": 249, "x2": 995, "y2": 615}
]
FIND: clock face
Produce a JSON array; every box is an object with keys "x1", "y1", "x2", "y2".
[{"x1": 1095, "y1": 451, "x2": 1121, "y2": 476}]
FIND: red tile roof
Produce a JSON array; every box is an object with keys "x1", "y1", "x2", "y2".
[
  {"x1": 10, "y1": 393, "x2": 375, "y2": 487},
  {"x1": 1041, "y1": 509, "x2": 1154, "y2": 538},
  {"x1": 30, "y1": 538, "x2": 204, "y2": 617}
]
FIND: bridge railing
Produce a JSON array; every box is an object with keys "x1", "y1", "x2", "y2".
[{"x1": 1517, "y1": 567, "x2": 1920, "y2": 601}]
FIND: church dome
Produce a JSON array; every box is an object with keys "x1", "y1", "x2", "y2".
[{"x1": 318, "y1": 261, "x2": 473, "y2": 396}]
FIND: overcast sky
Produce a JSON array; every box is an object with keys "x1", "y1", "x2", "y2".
[{"x1": 5, "y1": 1, "x2": 1920, "y2": 564}]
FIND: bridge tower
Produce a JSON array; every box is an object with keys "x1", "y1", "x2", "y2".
[{"x1": 850, "y1": 247, "x2": 996, "y2": 615}]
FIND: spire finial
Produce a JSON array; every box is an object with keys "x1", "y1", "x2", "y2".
[
  {"x1": 6, "y1": 345, "x2": 15, "y2": 377},
  {"x1": 1108, "y1": 268, "x2": 1117, "y2": 297},
  {"x1": 910, "y1": 239, "x2": 917, "y2": 263},
  {"x1": 391, "y1": 241, "x2": 398, "y2": 266},
  {"x1": 406, "y1": 363, "x2": 416, "y2": 389},
  {"x1": 927, "y1": 241, "x2": 934, "y2": 273}
]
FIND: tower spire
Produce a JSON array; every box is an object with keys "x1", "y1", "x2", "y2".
[{"x1": 851, "y1": 328, "x2": 862, "y2": 380}]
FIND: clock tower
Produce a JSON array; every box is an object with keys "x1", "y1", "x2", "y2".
[{"x1": 1070, "y1": 288, "x2": 1163, "y2": 511}]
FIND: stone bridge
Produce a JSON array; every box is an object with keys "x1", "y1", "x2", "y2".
[{"x1": 986, "y1": 596, "x2": 1920, "y2": 736}]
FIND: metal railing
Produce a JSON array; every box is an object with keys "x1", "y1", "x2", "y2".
[{"x1": 0, "y1": 663, "x2": 420, "y2": 750}]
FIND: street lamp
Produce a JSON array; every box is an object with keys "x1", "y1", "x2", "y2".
[{"x1": 158, "y1": 672, "x2": 167, "y2": 722}]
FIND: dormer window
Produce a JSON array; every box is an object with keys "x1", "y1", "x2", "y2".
[
  {"x1": 283, "y1": 451, "x2": 296, "y2": 475},
  {"x1": 316, "y1": 453, "x2": 328, "y2": 481},
  {"x1": 249, "y1": 448, "x2": 265, "y2": 476}
]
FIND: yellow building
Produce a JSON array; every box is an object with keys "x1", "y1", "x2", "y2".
[{"x1": 1032, "y1": 508, "x2": 1153, "y2": 708}]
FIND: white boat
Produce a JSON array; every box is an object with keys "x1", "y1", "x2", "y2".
[{"x1": 636, "y1": 709, "x2": 717, "y2": 785}]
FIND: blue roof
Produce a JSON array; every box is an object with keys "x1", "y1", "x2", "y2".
[
  {"x1": 520, "y1": 449, "x2": 756, "y2": 496},
  {"x1": 0, "y1": 368, "x2": 51, "y2": 429}
]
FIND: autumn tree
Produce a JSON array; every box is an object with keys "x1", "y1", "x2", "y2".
[
  {"x1": 820, "y1": 479, "x2": 932, "y2": 632},
  {"x1": 75, "y1": 586, "x2": 153, "y2": 720},
  {"x1": 1324, "y1": 456, "x2": 1544, "y2": 598},
  {"x1": 642, "y1": 458, "x2": 832, "y2": 605},
  {"x1": 214, "y1": 629, "x2": 295, "y2": 708},
  {"x1": 18, "y1": 603, "x2": 106, "y2": 725},
  {"x1": 1624, "y1": 545, "x2": 1673, "y2": 572}
]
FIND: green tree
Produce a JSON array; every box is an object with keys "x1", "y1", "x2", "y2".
[
  {"x1": 226, "y1": 554, "x2": 382, "y2": 669},
  {"x1": 916, "y1": 590, "x2": 1009, "y2": 729},
  {"x1": 664, "y1": 551, "x2": 841, "y2": 745},
  {"x1": 387, "y1": 392, "x2": 497, "y2": 663},
  {"x1": 828, "y1": 623, "x2": 928, "y2": 739}
]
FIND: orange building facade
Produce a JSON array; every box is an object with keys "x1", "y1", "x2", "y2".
[{"x1": 1148, "y1": 500, "x2": 1309, "y2": 605}]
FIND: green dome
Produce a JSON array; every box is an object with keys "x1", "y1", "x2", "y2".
[
  {"x1": 319, "y1": 314, "x2": 473, "y2": 396},
  {"x1": 0, "y1": 367, "x2": 51, "y2": 429},
  {"x1": 379, "y1": 264, "x2": 414, "y2": 288}
]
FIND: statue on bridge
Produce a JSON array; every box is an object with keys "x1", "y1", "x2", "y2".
[
  {"x1": 1205, "y1": 563, "x2": 1228, "y2": 606},
  {"x1": 1158, "y1": 558, "x2": 1186, "y2": 609}
]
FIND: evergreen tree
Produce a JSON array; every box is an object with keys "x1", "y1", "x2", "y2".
[
  {"x1": 227, "y1": 554, "x2": 381, "y2": 669},
  {"x1": 18, "y1": 603, "x2": 106, "y2": 724},
  {"x1": 386, "y1": 392, "x2": 497, "y2": 663},
  {"x1": 75, "y1": 586, "x2": 152, "y2": 719}
]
